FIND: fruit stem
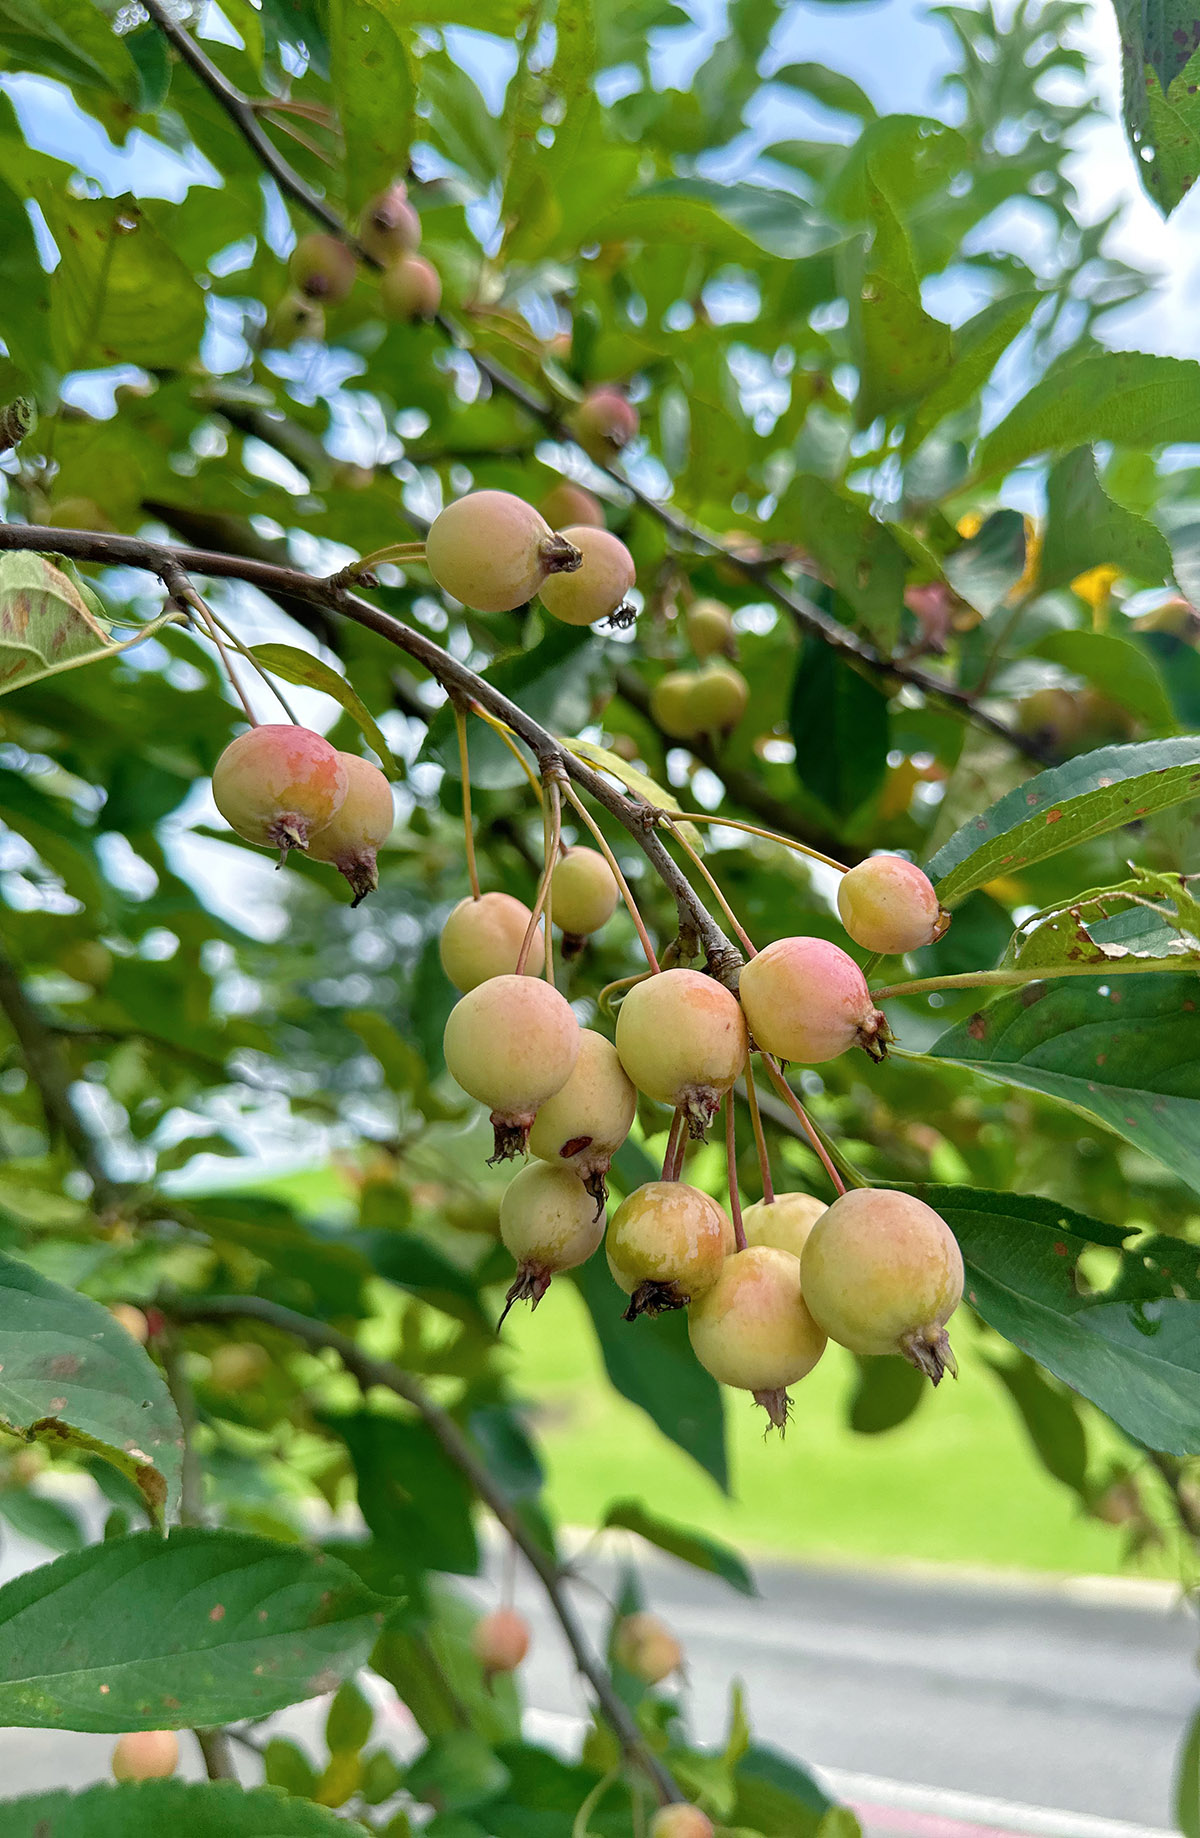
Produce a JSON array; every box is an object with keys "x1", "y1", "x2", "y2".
[
  {"x1": 453, "y1": 702, "x2": 482, "y2": 900},
  {"x1": 661, "y1": 1108, "x2": 687, "y2": 1182},
  {"x1": 725, "y1": 1092, "x2": 747, "y2": 1251},
  {"x1": 179, "y1": 583, "x2": 259, "y2": 726},
  {"x1": 743, "y1": 1058, "x2": 774, "y2": 1205},
  {"x1": 469, "y1": 704, "x2": 545, "y2": 805},
  {"x1": 669, "y1": 810, "x2": 849, "y2": 875},
  {"x1": 661, "y1": 817, "x2": 757, "y2": 958},
  {"x1": 201, "y1": 604, "x2": 301, "y2": 723},
  {"x1": 515, "y1": 776, "x2": 562, "y2": 978},
  {"x1": 872, "y1": 958, "x2": 1171, "y2": 1000},
  {"x1": 759, "y1": 1055, "x2": 847, "y2": 1198},
  {"x1": 562, "y1": 781, "x2": 660, "y2": 974},
  {"x1": 350, "y1": 540, "x2": 428, "y2": 574}
]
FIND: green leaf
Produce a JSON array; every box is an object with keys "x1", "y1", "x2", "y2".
[
  {"x1": 249, "y1": 644, "x2": 398, "y2": 775},
  {"x1": 983, "y1": 1350, "x2": 1089, "y2": 1497},
  {"x1": 566, "y1": 736, "x2": 702, "y2": 852},
  {"x1": 904, "y1": 293, "x2": 1039, "y2": 452},
  {"x1": 768, "y1": 475, "x2": 909, "y2": 647},
  {"x1": 925, "y1": 737, "x2": 1200, "y2": 905},
  {"x1": 406, "y1": 1731, "x2": 510, "y2": 1814},
  {"x1": 942, "y1": 510, "x2": 1026, "y2": 618},
  {"x1": 372, "y1": 1581, "x2": 521, "y2": 1746},
  {"x1": 1110, "y1": 0, "x2": 1200, "y2": 214},
  {"x1": 853, "y1": 179, "x2": 955, "y2": 427},
  {"x1": 0, "y1": 1528, "x2": 389, "y2": 1730},
  {"x1": 732, "y1": 1744, "x2": 834, "y2": 1837},
  {"x1": 38, "y1": 192, "x2": 207, "y2": 372},
  {"x1": 0, "y1": 553, "x2": 116, "y2": 697},
  {"x1": 1003, "y1": 868, "x2": 1200, "y2": 969},
  {"x1": 0, "y1": 1486, "x2": 85, "y2": 1552},
  {"x1": 0, "y1": 1779, "x2": 371, "y2": 1836},
  {"x1": 326, "y1": 1677, "x2": 374, "y2": 1754},
  {"x1": 927, "y1": 975, "x2": 1200, "y2": 1196},
  {"x1": 1027, "y1": 630, "x2": 1175, "y2": 730},
  {"x1": 771, "y1": 62, "x2": 876, "y2": 120},
  {"x1": 329, "y1": 1411, "x2": 479, "y2": 1589},
  {"x1": 977, "y1": 351, "x2": 1200, "y2": 478},
  {"x1": 0, "y1": 1249, "x2": 182, "y2": 1524},
  {"x1": 789, "y1": 637, "x2": 890, "y2": 821},
  {"x1": 0, "y1": 0, "x2": 141, "y2": 102},
  {"x1": 847, "y1": 1355, "x2": 926, "y2": 1434},
  {"x1": 1039, "y1": 448, "x2": 1173, "y2": 591},
  {"x1": 602, "y1": 1497, "x2": 757, "y2": 1595},
  {"x1": 327, "y1": 0, "x2": 414, "y2": 213}
]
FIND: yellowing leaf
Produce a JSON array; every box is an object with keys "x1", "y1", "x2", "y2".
[{"x1": 565, "y1": 737, "x2": 702, "y2": 851}]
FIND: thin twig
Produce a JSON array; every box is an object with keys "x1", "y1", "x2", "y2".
[
  {"x1": 725, "y1": 1093, "x2": 747, "y2": 1251},
  {"x1": 743, "y1": 1060, "x2": 774, "y2": 1205},
  {"x1": 453, "y1": 702, "x2": 481, "y2": 899}
]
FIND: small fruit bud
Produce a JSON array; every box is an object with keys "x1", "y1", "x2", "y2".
[
  {"x1": 573, "y1": 388, "x2": 639, "y2": 462},
  {"x1": 425, "y1": 491, "x2": 582, "y2": 613},
  {"x1": 265, "y1": 291, "x2": 326, "y2": 348},
  {"x1": 305, "y1": 753, "x2": 394, "y2": 905},
  {"x1": 289, "y1": 232, "x2": 357, "y2": 303},
  {"x1": 550, "y1": 846, "x2": 619, "y2": 939},
  {"x1": 837, "y1": 855, "x2": 949, "y2": 956},
  {"x1": 607, "y1": 1180, "x2": 732, "y2": 1318},
  {"x1": 111, "y1": 1730, "x2": 179, "y2": 1782},
  {"x1": 443, "y1": 974, "x2": 580, "y2": 1160},
  {"x1": 538, "y1": 526, "x2": 635, "y2": 628},
  {"x1": 109, "y1": 1303, "x2": 149, "y2": 1345},
  {"x1": 615, "y1": 968, "x2": 747, "y2": 1138},
  {"x1": 209, "y1": 1342, "x2": 271, "y2": 1393},
  {"x1": 539, "y1": 482, "x2": 605, "y2": 529},
  {"x1": 380, "y1": 254, "x2": 441, "y2": 322},
  {"x1": 800, "y1": 1187, "x2": 963, "y2": 1382},
  {"x1": 528, "y1": 1029, "x2": 636, "y2": 1213},
  {"x1": 472, "y1": 1606, "x2": 530, "y2": 1675},
  {"x1": 612, "y1": 1611, "x2": 682, "y2": 1684},
  {"x1": 212, "y1": 724, "x2": 349, "y2": 865},
  {"x1": 439, "y1": 892, "x2": 543, "y2": 992},
  {"x1": 737, "y1": 936, "x2": 890, "y2": 1064},
  {"x1": 685, "y1": 598, "x2": 734, "y2": 660},
  {"x1": 499, "y1": 1160, "x2": 605, "y2": 1318},
  {"x1": 687, "y1": 1245, "x2": 826, "y2": 1428},
  {"x1": 741, "y1": 1191, "x2": 826, "y2": 1259},
  {"x1": 650, "y1": 1805, "x2": 715, "y2": 1838},
  {"x1": 359, "y1": 183, "x2": 421, "y2": 262}
]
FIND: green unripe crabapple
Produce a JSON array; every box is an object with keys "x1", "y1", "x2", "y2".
[
  {"x1": 685, "y1": 598, "x2": 734, "y2": 660},
  {"x1": 650, "y1": 670, "x2": 704, "y2": 741},
  {"x1": 443, "y1": 975, "x2": 579, "y2": 1160},
  {"x1": 538, "y1": 526, "x2": 635, "y2": 628},
  {"x1": 305, "y1": 753, "x2": 394, "y2": 905},
  {"x1": 212, "y1": 724, "x2": 348, "y2": 865},
  {"x1": 209, "y1": 1342, "x2": 271, "y2": 1393},
  {"x1": 688, "y1": 1245, "x2": 826, "y2": 1429},
  {"x1": 289, "y1": 233, "x2": 357, "y2": 303},
  {"x1": 607, "y1": 1180, "x2": 732, "y2": 1319},
  {"x1": 380, "y1": 254, "x2": 441, "y2": 322},
  {"x1": 499, "y1": 1160, "x2": 604, "y2": 1319},
  {"x1": 550, "y1": 846, "x2": 619, "y2": 938},
  {"x1": 539, "y1": 482, "x2": 605, "y2": 529},
  {"x1": 425, "y1": 491, "x2": 582, "y2": 614},
  {"x1": 687, "y1": 660, "x2": 748, "y2": 735},
  {"x1": 800, "y1": 1187, "x2": 964, "y2": 1383},
  {"x1": 265, "y1": 291, "x2": 325, "y2": 348},
  {"x1": 613, "y1": 1611, "x2": 682, "y2": 1684},
  {"x1": 358, "y1": 182, "x2": 421, "y2": 262},
  {"x1": 737, "y1": 936, "x2": 890, "y2": 1064},
  {"x1": 471, "y1": 1606, "x2": 530, "y2": 1676},
  {"x1": 528, "y1": 1029, "x2": 636, "y2": 1212},
  {"x1": 837, "y1": 854, "x2": 950, "y2": 955},
  {"x1": 439, "y1": 892, "x2": 543, "y2": 993},
  {"x1": 650, "y1": 1806, "x2": 714, "y2": 1838},
  {"x1": 615, "y1": 968, "x2": 747, "y2": 1137},
  {"x1": 741, "y1": 1191, "x2": 826, "y2": 1259},
  {"x1": 111, "y1": 1730, "x2": 179, "y2": 1782}
]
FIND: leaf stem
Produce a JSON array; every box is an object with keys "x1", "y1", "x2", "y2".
[
  {"x1": 873, "y1": 958, "x2": 1181, "y2": 1001},
  {"x1": 453, "y1": 702, "x2": 481, "y2": 899}
]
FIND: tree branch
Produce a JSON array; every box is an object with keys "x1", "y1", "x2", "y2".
[{"x1": 165, "y1": 1292, "x2": 680, "y2": 1806}]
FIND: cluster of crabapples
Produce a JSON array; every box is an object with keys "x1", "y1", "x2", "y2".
[
  {"x1": 440, "y1": 846, "x2": 965, "y2": 1427},
  {"x1": 271, "y1": 181, "x2": 442, "y2": 344},
  {"x1": 651, "y1": 598, "x2": 751, "y2": 743}
]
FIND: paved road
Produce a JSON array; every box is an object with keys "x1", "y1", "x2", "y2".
[{"x1": 0, "y1": 1509, "x2": 1194, "y2": 1835}]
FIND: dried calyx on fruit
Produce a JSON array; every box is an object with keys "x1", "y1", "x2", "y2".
[
  {"x1": 498, "y1": 1160, "x2": 605, "y2": 1321},
  {"x1": 687, "y1": 1245, "x2": 826, "y2": 1429},
  {"x1": 289, "y1": 232, "x2": 357, "y2": 303},
  {"x1": 440, "y1": 891, "x2": 543, "y2": 992},
  {"x1": 425, "y1": 490, "x2": 581, "y2": 613},
  {"x1": 800, "y1": 1187, "x2": 964, "y2": 1382},
  {"x1": 443, "y1": 975, "x2": 580, "y2": 1160},
  {"x1": 528, "y1": 1029, "x2": 636, "y2": 1214},
  {"x1": 550, "y1": 846, "x2": 619, "y2": 941},
  {"x1": 837, "y1": 854, "x2": 950, "y2": 955},
  {"x1": 359, "y1": 181, "x2": 420, "y2": 262},
  {"x1": 471, "y1": 1606, "x2": 530, "y2": 1677},
  {"x1": 738, "y1": 936, "x2": 891, "y2": 1064},
  {"x1": 607, "y1": 1179, "x2": 731, "y2": 1318},
  {"x1": 538, "y1": 526, "x2": 636, "y2": 628},
  {"x1": 305, "y1": 753, "x2": 393, "y2": 904},
  {"x1": 212, "y1": 724, "x2": 348, "y2": 866},
  {"x1": 573, "y1": 387, "x2": 639, "y2": 462},
  {"x1": 615, "y1": 967, "x2": 746, "y2": 1137}
]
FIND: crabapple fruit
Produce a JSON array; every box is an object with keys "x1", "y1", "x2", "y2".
[
  {"x1": 528, "y1": 1029, "x2": 636, "y2": 1212},
  {"x1": 613, "y1": 1612, "x2": 682, "y2": 1684},
  {"x1": 607, "y1": 1180, "x2": 731, "y2": 1318},
  {"x1": 499, "y1": 1160, "x2": 605, "y2": 1317},
  {"x1": 1017, "y1": 686, "x2": 1085, "y2": 753},
  {"x1": 800, "y1": 1187, "x2": 964, "y2": 1382},
  {"x1": 615, "y1": 968, "x2": 747, "y2": 1136},
  {"x1": 539, "y1": 481, "x2": 605, "y2": 530},
  {"x1": 359, "y1": 182, "x2": 421, "y2": 261},
  {"x1": 687, "y1": 660, "x2": 748, "y2": 735},
  {"x1": 737, "y1": 936, "x2": 889, "y2": 1064},
  {"x1": 573, "y1": 387, "x2": 638, "y2": 461},
  {"x1": 650, "y1": 1806, "x2": 714, "y2": 1838},
  {"x1": 550, "y1": 846, "x2": 619, "y2": 938},
  {"x1": 111, "y1": 1730, "x2": 179, "y2": 1782},
  {"x1": 472, "y1": 1606, "x2": 530, "y2": 1675},
  {"x1": 439, "y1": 892, "x2": 542, "y2": 992},
  {"x1": 304, "y1": 754, "x2": 393, "y2": 905},
  {"x1": 443, "y1": 974, "x2": 580, "y2": 1159},
  {"x1": 650, "y1": 670, "x2": 703, "y2": 741},
  {"x1": 837, "y1": 855, "x2": 949, "y2": 956},
  {"x1": 62, "y1": 940, "x2": 112, "y2": 987},
  {"x1": 46, "y1": 497, "x2": 110, "y2": 532},
  {"x1": 209, "y1": 1342, "x2": 271, "y2": 1393},
  {"x1": 687, "y1": 1245, "x2": 826, "y2": 1429},
  {"x1": 741, "y1": 1191, "x2": 826, "y2": 1259},
  {"x1": 109, "y1": 1303, "x2": 149, "y2": 1344},
  {"x1": 685, "y1": 598, "x2": 733, "y2": 659},
  {"x1": 265, "y1": 291, "x2": 325, "y2": 347},
  {"x1": 212, "y1": 724, "x2": 348, "y2": 865},
  {"x1": 289, "y1": 232, "x2": 357, "y2": 303},
  {"x1": 380, "y1": 254, "x2": 441, "y2": 322},
  {"x1": 538, "y1": 526, "x2": 635, "y2": 627},
  {"x1": 425, "y1": 490, "x2": 581, "y2": 613}
]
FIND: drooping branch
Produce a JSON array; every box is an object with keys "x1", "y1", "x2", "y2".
[{"x1": 165, "y1": 1292, "x2": 681, "y2": 1806}]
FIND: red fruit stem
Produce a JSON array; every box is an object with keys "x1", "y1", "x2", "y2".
[
  {"x1": 759, "y1": 1055, "x2": 847, "y2": 1198},
  {"x1": 743, "y1": 1059, "x2": 774, "y2": 1206},
  {"x1": 662, "y1": 818, "x2": 756, "y2": 957},
  {"x1": 562, "y1": 782, "x2": 660, "y2": 974},
  {"x1": 515, "y1": 776, "x2": 562, "y2": 979},
  {"x1": 725, "y1": 1092, "x2": 747, "y2": 1251},
  {"x1": 453, "y1": 702, "x2": 482, "y2": 900},
  {"x1": 661, "y1": 1108, "x2": 686, "y2": 1182}
]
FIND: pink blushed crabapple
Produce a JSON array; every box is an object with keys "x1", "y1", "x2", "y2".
[
  {"x1": 471, "y1": 1606, "x2": 530, "y2": 1677},
  {"x1": 212, "y1": 724, "x2": 348, "y2": 866},
  {"x1": 539, "y1": 481, "x2": 606, "y2": 530},
  {"x1": 498, "y1": 1159, "x2": 605, "y2": 1319},
  {"x1": 650, "y1": 1806, "x2": 715, "y2": 1838},
  {"x1": 550, "y1": 846, "x2": 620, "y2": 939},
  {"x1": 111, "y1": 1730, "x2": 179, "y2": 1782},
  {"x1": 836, "y1": 854, "x2": 950, "y2": 956},
  {"x1": 800, "y1": 1187, "x2": 964, "y2": 1383},
  {"x1": 737, "y1": 936, "x2": 890, "y2": 1064},
  {"x1": 305, "y1": 753, "x2": 394, "y2": 905},
  {"x1": 425, "y1": 491, "x2": 582, "y2": 613},
  {"x1": 109, "y1": 1303, "x2": 149, "y2": 1345},
  {"x1": 528, "y1": 1028, "x2": 636, "y2": 1213},
  {"x1": 573, "y1": 387, "x2": 639, "y2": 462},
  {"x1": 358, "y1": 182, "x2": 421, "y2": 262},
  {"x1": 612, "y1": 1611, "x2": 683, "y2": 1684},
  {"x1": 538, "y1": 526, "x2": 636, "y2": 628},
  {"x1": 439, "y1": 892, "x2": 543, "y2": 993},
  {"x1": 289, "y1": 232, "x2": 357, "y2": 303},
  {"x1": 741, "y1": 1191, "x2": 827, "y2": 1259},
  {"x1": 443, "y1": 974, "x2": 580, "y2": 1160},
  {"x1": 687, "y1": 1245, "x2": 826, "y2": 1429},
  {"x1": 615, "y1": 968, "x2": 747, "y2": 1137},
  {"x1": 380, "y1": 254, "x2": 441, "y2": 322},
  {"x1": 606, "y1": 1180, "x2": 732, "y2": 1319}
]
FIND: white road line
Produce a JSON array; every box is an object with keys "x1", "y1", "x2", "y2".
[{"x1": 816, "y1": 1767, "x2": 1177, "y2": 1838}]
